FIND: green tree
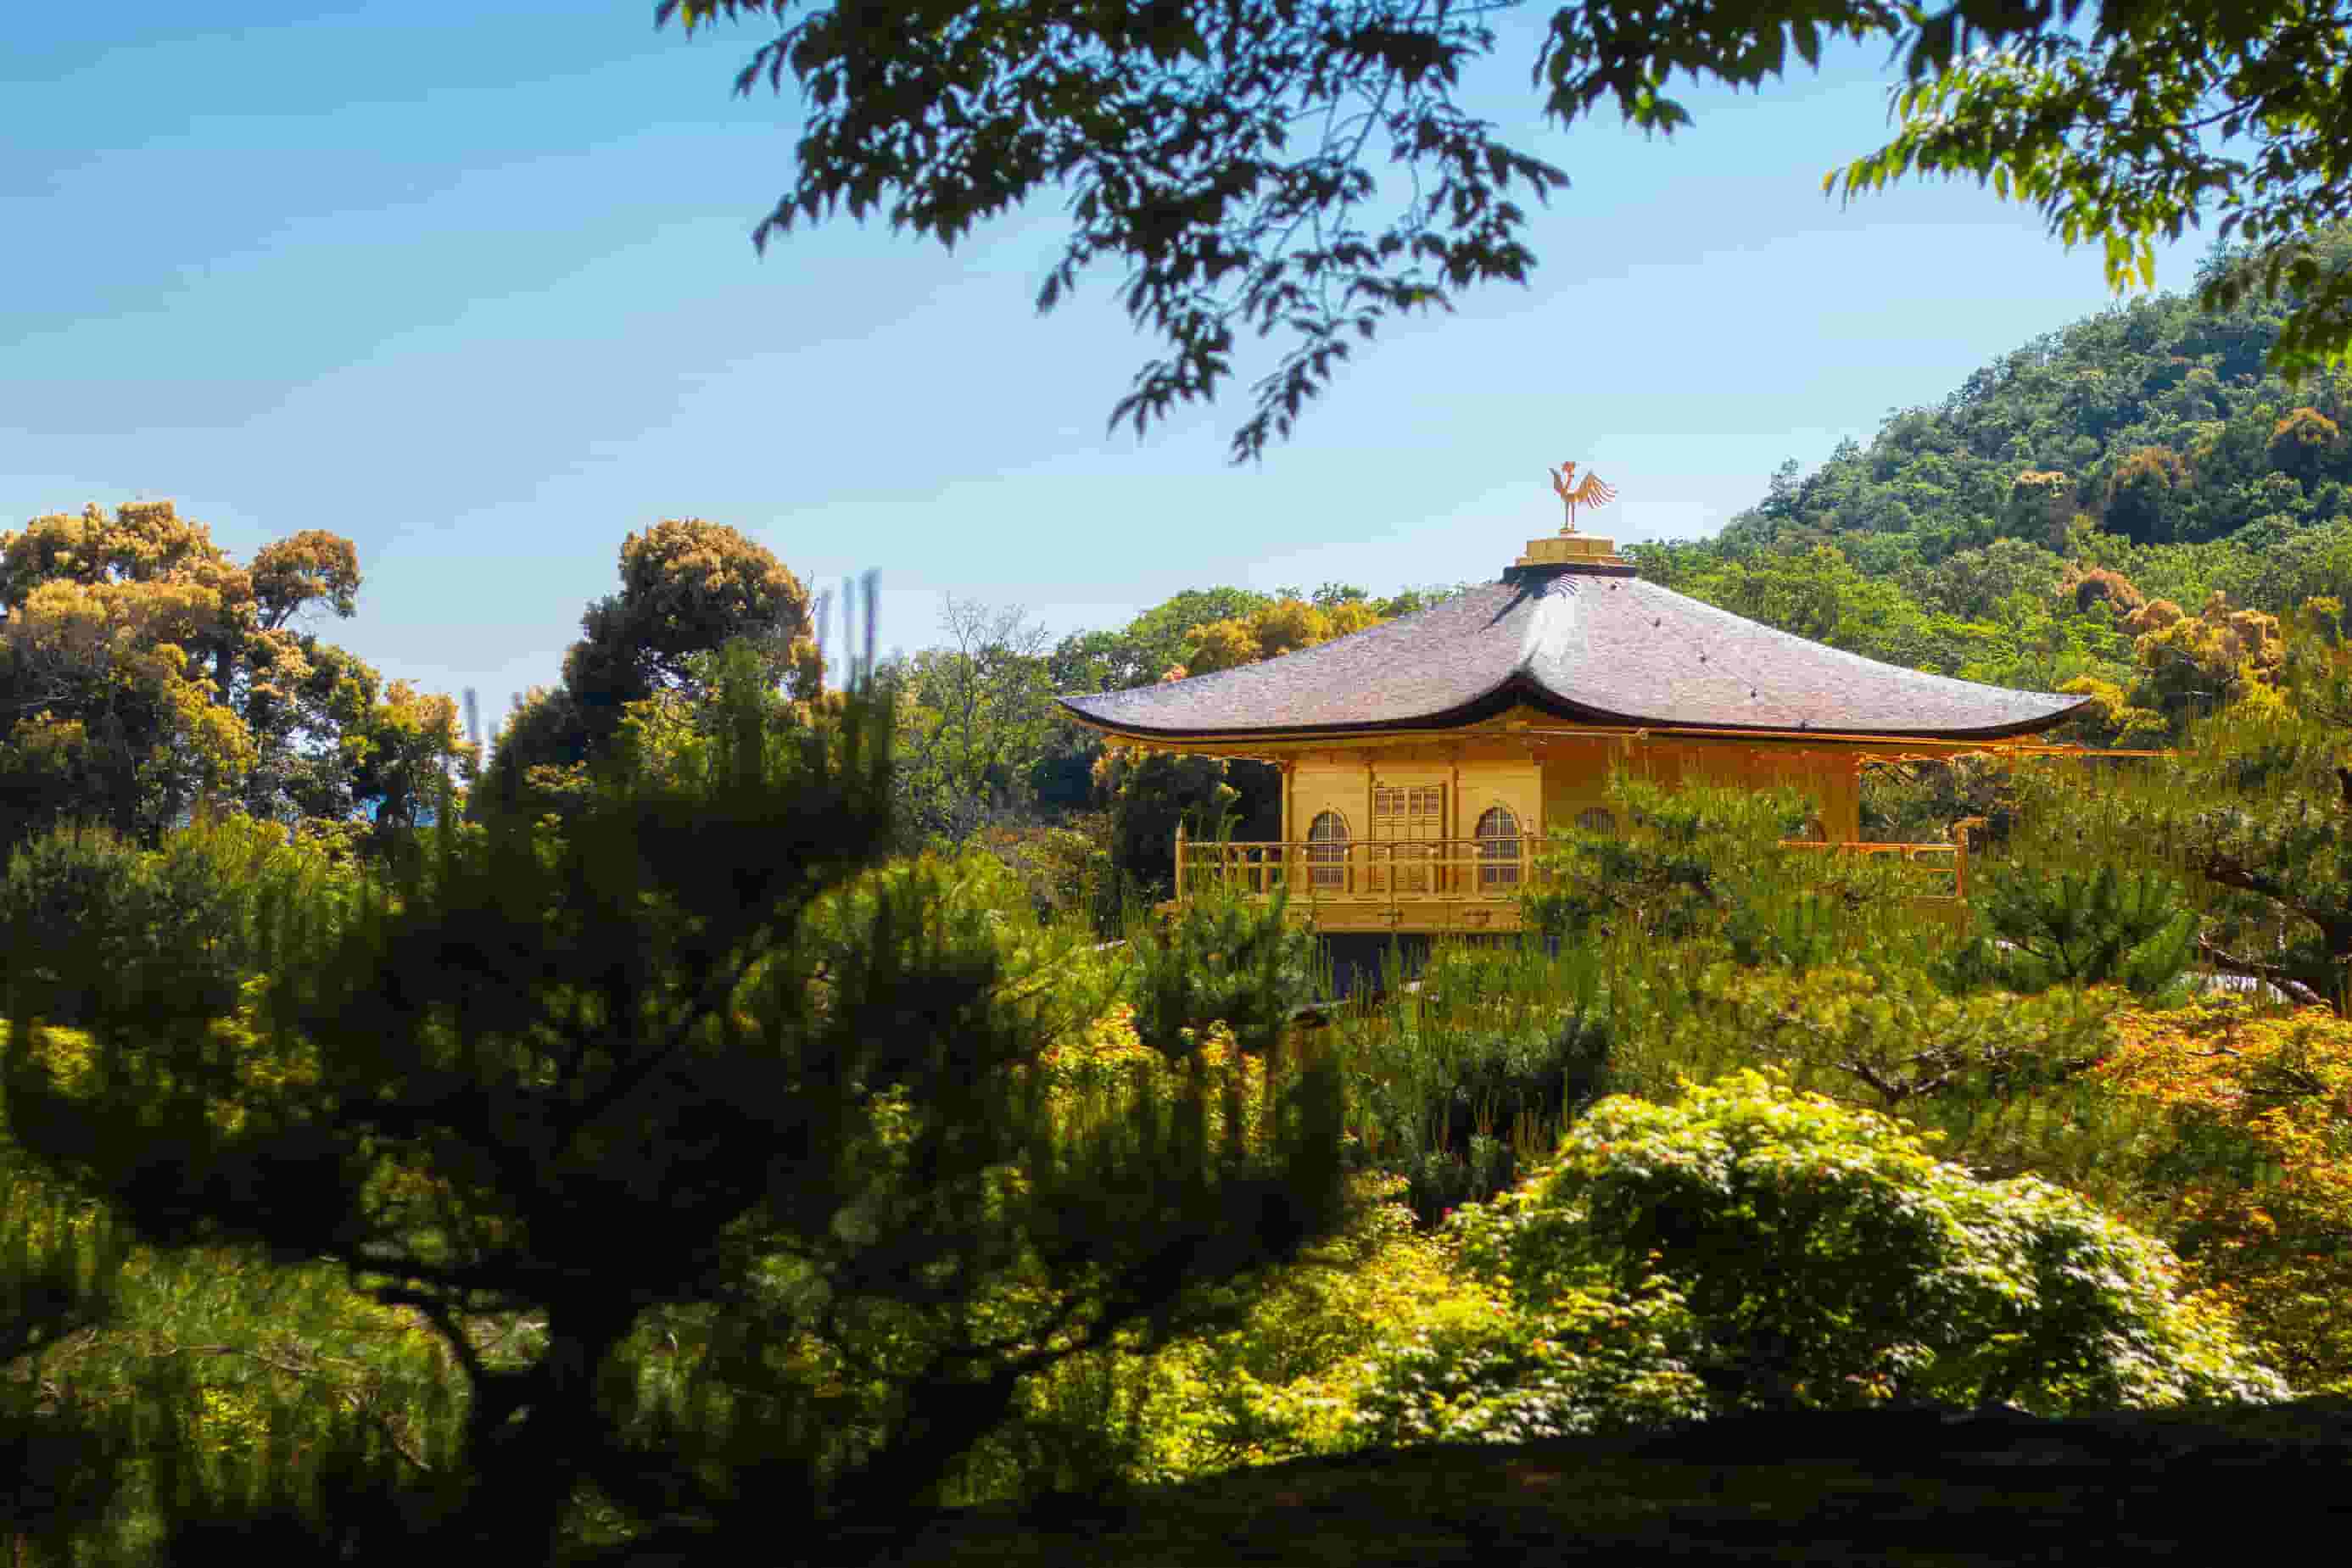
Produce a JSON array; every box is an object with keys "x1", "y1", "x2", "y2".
[
  {"x1": 882, "y1": 596, "x2": 1058, "y2": 845},
  {"x1": 1048, "y1": 588, "x2": 1273, "y2": 697},
  {"x1": 2269, "y1": 405, "x2": 2344, "y2": 479},
  {"x1": 2103, "y1": 445, "x2": 2194, "y2": 545},
  {"x1": 1675, "y1": 544, "x2": 1934, "y2": 667},
  {"x1": 1837, "y1": 3, "x2": 2352, "y2": 386},
  {"x1": 1524, "y1": 773, "x2": 1911, "y2": 968},
  {"x1": 1123, "y1": 887, "x2": 1321, "y2": 1066},
  {"x1": 1631, "y1": 219, "x2": 2352, "y2": 693},
  {"x1": 0, "y1": 502, "x2": 462, "y2": 857},
  {"x1": 1, "y1": 1169, "x2": 137, "y2": 1565},
  {"x1": 1911, "y1": 538, "x2": 2064, "y2": 623},
  {"x1": 2014, "y1": 612, "x2": 2352, "y2": 1008},
  {"x1": 0, "y1": 823, "x2": 157, "y2": 1030},
  {"x1": 2006, "y1": 469, "x2": 2077, "y2": 549},
  {"x1": 0, "y1": 811, "x2": 354, "y2": 1034},
  {"x1": 1098, "y1": 750, "x2": 1281, "y2": 903},
  {"x1": 487, "y1": 518, "x2": 821, "y2": 819},
  {"x1": 4, "y1": 654, "x2": 1355, "y2": 1562}
]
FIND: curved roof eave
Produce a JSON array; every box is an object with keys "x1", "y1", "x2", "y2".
[
  {"x1": 1054, "y1": 574, "x2": 2096, "y2": 743},
  {"x1": 1056, "y1": 677, "x2": 2098, "y2": 746}
]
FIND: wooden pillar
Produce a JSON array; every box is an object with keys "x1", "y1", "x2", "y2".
[
  {"x1": 1449, "y1": 751, "x2": 1461, "y2": 897},
  {"x1": 1278, "y1": 759, "x2": 1294, "y2": 892},
  {"x1": 1953, "y1": 816, "x2": 1983, "y2": 902}
]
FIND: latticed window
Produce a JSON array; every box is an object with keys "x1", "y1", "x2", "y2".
[
  {"x1": 1575, "y1": 806, "x2": 1617, "y2": 836},
  {"x1": 1476, "y1": 806, "x2": 1521, "y2": 889},
  {"x1": 1372, "y1": 784, "x2": 1444, "y2": 891},
  {"x1": 1371, "y1": 785, "x2": 1445, "y2": 838},
  {"x1": 1306, "y1": 810, "x2": 1349, "y2": 890}
]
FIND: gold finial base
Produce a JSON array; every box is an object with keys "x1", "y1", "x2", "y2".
[{"x1": 1516, "y1": 534, "x2": 1628, "y2": 569}]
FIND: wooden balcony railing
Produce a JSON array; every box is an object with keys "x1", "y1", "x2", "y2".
[
  {"x1": 1176, "y1": 834, "x2": 1535, "y2": 901},
  {"x1": 1174, "y1": 829, "x2": 1969, "y2": 908}
]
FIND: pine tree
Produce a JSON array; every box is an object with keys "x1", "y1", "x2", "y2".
[
  {"x1": 1, "y1": 635, "x2": 1355, "y2": 1563},
  {"x1": 2, "y1": 1169, "x2": 135, "y2": 1562},
  {"x1": 1941, "y1": 864, "x2": 2198, "y2": 1001}
]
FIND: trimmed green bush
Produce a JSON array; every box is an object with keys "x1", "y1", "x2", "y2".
[{"x1": 1344, "y1": 1067, "x2": 2289, "y2": 1446}]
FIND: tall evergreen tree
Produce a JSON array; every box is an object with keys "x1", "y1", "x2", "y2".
[{"x1": 3, "y1": 633, "x2": 1355, "y2": 1563}]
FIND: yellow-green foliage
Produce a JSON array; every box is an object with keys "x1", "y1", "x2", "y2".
[
  {"x1": 1617, "y1": 959, "x2": 2117, "y2": 1117},
  {"x1": 2089, "y1": 1000, "x2": 2352, "y2": 1393},
  {"x1": 1422, "y1": 1067, "x2": 2288, "y2": 1422},
  {"x1": 1175, "y1": 598, "x2": 1389, "y2": 678},
  {"x1": 956, "y1": 1165, "x2": 1494, "y2": 1493},
  {"x1": 1524, "y1": 772, "x2": 1928, "y2": 968},
  {"x1": 7, "y1": 989, "x2": 319, "y2": 1131},
  {"x1": 776, "y1": 991, "x2": 1506, "y2": 1499},
  {"x1": 3, "y1": 1013, "x2": 458, "y2": 1559}
]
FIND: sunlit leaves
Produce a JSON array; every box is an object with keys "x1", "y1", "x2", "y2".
[
  {"x1": 1437, "y1": 1065, "x2": 2289, "y2": 1415},
  {"x1": 2090, "y1": 1001, "x2": 2352, "y2": 1392},
  {"x1": 1831, "y1": 3, "x2": 2352, "y2": 386},
  {"x1": 0, "y1": 500, "x2": 445, "y2": 853}
]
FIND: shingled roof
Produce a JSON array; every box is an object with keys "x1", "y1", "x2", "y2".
[{"x1": 1060, "y1": 566, "x2": 2092, "y2": 742}]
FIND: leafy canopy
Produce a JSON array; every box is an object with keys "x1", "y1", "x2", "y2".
[
  {"x1": 1834, "y1": 1, "x2": 2352, "y2": 383},
  {"x1": 0, "y1": 501, "x2": 468, "y2": 857},
  {"x1": 663, "y1": 1, "x2": 2352, "y2": 460}
]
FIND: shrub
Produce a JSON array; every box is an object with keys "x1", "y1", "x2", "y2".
[
  {"x1": 1350, "y1": 1006, "x2": 1615, "y2": 1230},
  {"x1": 0, "y1": 819, "x2": 150, "y2": 1025},
  {"x1": 1327, "y1": 940, "x2": 1619, "y2": 1229},
  {"x1": 1408, "y1": 1068, "x2": 2288, "y2": 1427},
  {"x1": 2, "y1": 809, "x2": 355, "y2": 1031},
  {"x1": 1344, "y1": 1273, "x2": 1712, "y2": 1449},
  {"x1": 1523, "y1": 775, "x2": 1912, "y2": 968},
  {"x1": 1627, "y1": 959, "x2": 2116, "y2": 1114},
  {"x1": 1123, "y1": 887, "x2": 1320, "y2": 1063}
]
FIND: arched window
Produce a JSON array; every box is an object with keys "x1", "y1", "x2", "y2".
[
  {"x1": 1306, "y1": 810, "x2": 1349, "y2": 890},
  {"x1": 1476, "y1": 806, "x2": 1521, "y2": 889},
  {"x1": 1575, "y1": 806, "x2": 1617, "y2": 837}
]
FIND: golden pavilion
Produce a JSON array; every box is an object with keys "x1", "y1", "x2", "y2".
[{"x1": 1059, "y1": 468, "x2": 2093, "y2": 935}]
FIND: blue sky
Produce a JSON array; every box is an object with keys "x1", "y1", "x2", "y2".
[{"x1": 6, "y1": 2, "x2": 2214, "y2": 734}]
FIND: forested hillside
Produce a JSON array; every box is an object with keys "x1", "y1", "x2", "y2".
[{"x1": 1623, "y1": 232, "x2": 2352, "y2": 749}]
